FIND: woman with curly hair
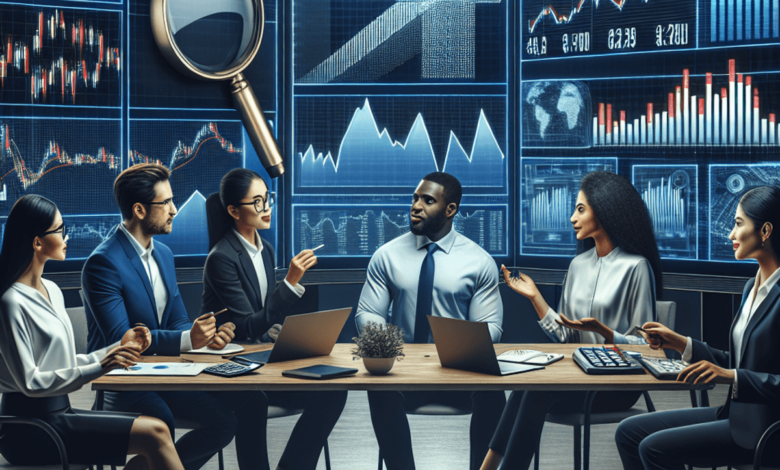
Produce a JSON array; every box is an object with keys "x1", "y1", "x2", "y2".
[{"x1": 481, "y1": 171, "x2": 663, "y2": 470}]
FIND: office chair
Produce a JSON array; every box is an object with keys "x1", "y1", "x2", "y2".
[
  {"x1": 0, "y1": 412, "x2": 91, "y2": 470},
  {"x1": 377, "y1": 402, "x2": 472, "y2": 470},
  {"x1": 731, "y1": 419, "x2": 780, "y2": 470},
  {"x1": 534, "y1": 301, "x2": 702, "y2": 470}
]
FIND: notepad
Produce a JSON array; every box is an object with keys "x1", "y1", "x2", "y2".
[
  {"x1": 185, "y1": 343, "x2": 244, "y2": 355},
  {"x1": 107, "y1": 362, "x2": 211, "y2": 376},
  {"x1": 497, "y1": 349, "x2": 564, "y2": 366}
]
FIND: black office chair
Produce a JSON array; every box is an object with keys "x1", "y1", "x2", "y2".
[
  {"x1": 533, "y1": 301, "x2": 706, "y2": 470},
  {"x1": 0, "y1": 413, "x2": 91, "y2": 470},
  {"x1": 732, "y1": 419, "x2": 780, "y2": 470},
  {"x1": 377, "y1": 402, "x2": 471, "y2": 470}
]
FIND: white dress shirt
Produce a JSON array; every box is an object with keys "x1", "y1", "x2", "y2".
[
  {"x1": 0, "y1": 280, "x2": 117, "y2": 396},
  {"x1": 683, "y1": 267, "x2": 780, "y2": 398},
  {"x1": 356, "y1": 229, "x2": 503, "y2": 343},
  {"x1": 119, "y1": 223, "x2": 191, "y2": 351},
  {"x1": 232, "y1": 229, "x2": 304, "y2": 305}
]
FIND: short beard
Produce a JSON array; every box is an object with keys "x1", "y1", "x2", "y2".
[
  {"x1": 141, "y1": 217, "x2": 171, "y2": 236},
  {"x1": 410, "y1": 211, "x2": 447, "y2": 238}
]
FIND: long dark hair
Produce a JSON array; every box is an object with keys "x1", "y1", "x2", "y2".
[
  {"x1": 740, "y1": 186, "x2": 780, "y2": 257},
  {"x1": 0, "y1": 195, "x2": 58, "y2": 297},
  {"x1": 578, "y1": 171, "x2": 663, "y2": 298},
  {"x1": 206, "y1": 168, "x2": 265, "y2": 251}
]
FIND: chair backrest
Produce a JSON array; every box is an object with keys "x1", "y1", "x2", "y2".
[
  {"x1": 65, "y1": 306, "x2": 89, "y2": 355},
  {"x1": 656, "y1": 301, "x2": 676, "y2": 331}
]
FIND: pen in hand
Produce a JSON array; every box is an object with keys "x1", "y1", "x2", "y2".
[
  {"x1": 208, "y1": 308, "x2": 228, "y2": 317},
  {"x1": 310, "y1": 244, "x2": 325, "y2": 252}
]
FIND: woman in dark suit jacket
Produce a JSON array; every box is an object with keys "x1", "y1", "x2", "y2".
[
  {"x1": 616, "y1": 185, "x2": 780, "y2": 469},
  {"x1": 200, "y1": 168, "x2": 347, "y2": 470}
]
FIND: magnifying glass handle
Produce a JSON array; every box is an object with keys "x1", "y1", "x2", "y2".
[{"x1": 231, "y1": 73, "x2": 285, "y2": 178}]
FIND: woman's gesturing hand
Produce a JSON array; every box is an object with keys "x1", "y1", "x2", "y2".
[
  {"x1": 286, "y1": 249, "x2": 318, "y2": 286},
  {"x1": 556, "y1": 313, "x2": 614, "y2": 342},
  {"x1": 501, "y1": 265, "x2": 540, "y2": 300},
  {"x1": 100, "y1": 344, "x2": 142, "y2": 374}
]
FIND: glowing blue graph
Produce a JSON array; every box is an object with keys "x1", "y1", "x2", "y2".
[
  {"x1": 522, "y1": 82, "x2": 592, "y2": 148},
  {"x1": 294, "y1": 0, "x2": 503, "y2": 83},
  {"x1": 62, "y1": 215, "x2": 120, "y2": 259},
  {"x1": 296, "y1": 97, "x2": 505, "y2": 190},
  {"x1": 155, "y1": 190, "x2": 209, "y2": 257},
  {"x1": 0, "y1": 118, "x2": 121, "y2": 216},
  {"x1": 294, "y1": 205, "x2": 507, "y2": 257},
  {"x1": 632, "y1": 165, "x2": 697, "y2": 260},
  {"x1": 521, "y1": 158, "x2": 617, "y2": 256},
  {"x1": 708, "y1": 0, "x2": 780, "y2": 43},
  {"x1": 709, "y1": 164, "x2": 780, "y2": 262},
  {"x1": 129, "y1": 120, "x2": 244, "y2": 210}
]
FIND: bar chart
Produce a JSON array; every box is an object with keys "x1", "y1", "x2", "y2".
[
  {"x1": 521, "y1": 157, "x2": 617, "y2": 256},
  {"x1": 632, "y1": 165, "x2": 698, "y2": 260},
  {"x1": 593, "y1": 59, "x2": 780, "y2": 147},
  {"x1": 704, "y1": 0, "x2": 780, "y2": 44}
]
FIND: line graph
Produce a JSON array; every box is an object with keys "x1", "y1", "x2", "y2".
[
  {"x1": 294, "y1": 0, "x2": 505, "y2": 84},
  {"x1": 0, "y1": 4, "x2": 121, "y2": 106},
  {"x1": 293, "y1": 204, "x2": 507, "y2": 257},
  {"x1": 528, "y1": 0, "x2": 650, "y2": 33},
  {"x1": 129, "y1": 120, "x2": 244, "y2": 210},
  {"x1": 295, "y1": 96, "x2": 506, "y2": 192},
  {"x1": 61, "y1": 214, "x2": 120, "y2": 259},
  {"x1": 0, "y1": 118, "x2": 121, "y2": 216},
  {"x1": 632, "y1": 165, "x2": 697, "y2": 260}
]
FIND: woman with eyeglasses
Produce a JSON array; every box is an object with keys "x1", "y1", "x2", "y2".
[
  {"x1": 0, "y1": 195, "x2": 184, "y2": 469},
  {"x1": 200, "y1": 168, "x2": 346, "y2": 470}
]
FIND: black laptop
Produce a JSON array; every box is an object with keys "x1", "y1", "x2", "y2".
[{"x1": 427, "y1": 316, "x2": 544, "y2": 376}]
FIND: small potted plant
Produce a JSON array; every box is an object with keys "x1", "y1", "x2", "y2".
[{"x1": 352, "y1": 322, "x2": 405, "y2": 375}]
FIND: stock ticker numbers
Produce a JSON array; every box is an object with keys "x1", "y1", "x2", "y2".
[
  {"x1": 0, "y1": 4, "x2": 121, "y2": 107},
  {"x1": 522, "y1": 0, "x2": 695, "y2": 59}
]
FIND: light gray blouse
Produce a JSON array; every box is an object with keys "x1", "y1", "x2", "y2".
[
  {"x1": 0, "y1": 280, "x2": 118, "y2": 397},
  {"x1": 539, "y1": 246, "x2": 656, "y2": 345}
]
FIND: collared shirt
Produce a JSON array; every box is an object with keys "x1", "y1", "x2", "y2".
[
  {"x1": 683, "y1": 267, "x2": 780, "y2": 398},
  {"x1": 0, "y1": 279, "x2": 114, "y2": 395},
  {"x1": 538, "y1": 246, "x2": 654, "y2": 345},
  {"x1": 232, "y1": 229, "x2": 304, "y2": 304},
  {"x1": 356, "y1": 229, "x2": 503, "y2": 344},
  {"x1": 119, "y1": 223, "x2": 191, "y2": 351}
]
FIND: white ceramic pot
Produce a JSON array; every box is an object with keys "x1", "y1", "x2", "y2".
[{"x1": 362, "y1": 357, "x2": 395, "y2": 375}]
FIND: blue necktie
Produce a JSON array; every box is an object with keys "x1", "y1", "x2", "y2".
[{"x1": 414, "y1": 243, "x2": 438, "y2": 344}]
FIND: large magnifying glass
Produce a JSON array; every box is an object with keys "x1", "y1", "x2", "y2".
[{"x1": 150, "y1": 0, "x2": 284, "y2": 178}]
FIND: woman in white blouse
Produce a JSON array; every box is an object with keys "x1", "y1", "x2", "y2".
[
  {"x1": 482, "y1": 171, "x2": 663, "y2": 470},
  {"x1": 0, "y1": 195, "x2": 183, "y2": 469}
]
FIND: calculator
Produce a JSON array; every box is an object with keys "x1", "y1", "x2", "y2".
[
  {"x1": 573, "y1": 346, "x2": 646, "y2": 375},
  {"x1": 637, "y1": 356, "x2": 688, "y2": 380},
  {"x1": 203, "y1": 361, "x2": 263, "y2": 377}
]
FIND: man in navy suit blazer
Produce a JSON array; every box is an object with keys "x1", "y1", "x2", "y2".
[{"x1": 83, "y1": 164, "x2": 268, "y2": 470}]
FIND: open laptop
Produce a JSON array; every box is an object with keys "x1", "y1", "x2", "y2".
[
  {"x1": 427, "y1": 316, "x2": 544, "y2": 376},
  {"x1": 233, "y1": 308, "x2": 352, "y2": 364}
]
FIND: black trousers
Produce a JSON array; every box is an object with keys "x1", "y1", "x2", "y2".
[
  {"x1": 489, "y1": 390, "x2": 641, "y2": 469},
  {"x1": 104, "y1": 389, "x2": 347, "y2": 470},
  {"x1": 367, "y1": 390, "x2": 506, "y2": 470},
  {"x1": 615, "y1": 406, "x2": 780, "y2": 470}
]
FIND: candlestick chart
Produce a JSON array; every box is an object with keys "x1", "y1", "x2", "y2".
[{"x1": 0, "y1": 4, "x2": 121, "y2": 106}]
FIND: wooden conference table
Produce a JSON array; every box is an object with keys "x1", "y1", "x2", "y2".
[{"x1": 92, "y1": 344, "x2": 706, "y2": 393}]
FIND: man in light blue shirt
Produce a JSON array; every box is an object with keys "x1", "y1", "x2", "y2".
[{"x1": 356, "y1": 172, "x2": 506, "y2": 470}]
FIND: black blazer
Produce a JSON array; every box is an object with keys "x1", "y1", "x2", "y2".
[
  {"x1": 200, "y1": 229, "x2": 300, "y2": 341},
  {"x1": 691, "y1": 277, "x2": 780, "y2": 449}
]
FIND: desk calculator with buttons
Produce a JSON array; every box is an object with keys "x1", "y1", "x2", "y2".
[
  {"x1": 637, "y1": 356, "x2": 688, "y2": 380},
  {"x1": 203, "y1": 361, "x2": 263, "y2": 377},
  {"x1": 573, "y1": 346, "x2": 645, "y2": 375}
]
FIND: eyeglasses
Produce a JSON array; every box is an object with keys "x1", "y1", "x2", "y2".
[
  {"x1": 235, "y1": 191, "x2": 276, "y2": 213},
  {"x1": 40, "y1": 223, "x2": 67, "y2": 239},
  {"x1": 143, "y1": 197, "x2": 175, "y2": 209}
]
